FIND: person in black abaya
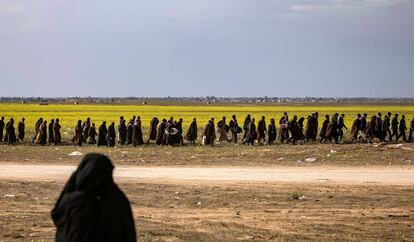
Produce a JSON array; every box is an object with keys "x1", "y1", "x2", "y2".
[
  {"x1": 51, "y1": 153, "x2": 136, "y2": 242},
  {"x1": 107, "y1": 122, "x2": 116, "y2": 147},
  {"x1": 97, "y1": 121, "x2": 108, "y2": 146}
]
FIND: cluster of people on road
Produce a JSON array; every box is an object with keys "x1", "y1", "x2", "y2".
[{"x1": 1, "y1": 112, "x2": 413, "y2": 146}]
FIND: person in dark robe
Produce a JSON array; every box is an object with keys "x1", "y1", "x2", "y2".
[
  {"x1": 244, "y1": 118, "x2": 256, "y2": 145},
  {"x1": 54, "y1": 118, "x2": 62, "y2": 145},
  {"x1": 267, "y1": 118, "x2": 277, "y2": 145},
  {"x1": 217, "y1": 116, "x2": 229, "y2": 142},
  {"x1": 17, "y1": 118, "x2": 25, "y2": 142},
  {"x1": 87, "y1": 123, "x2": 97, "y2": 144},
  {"x1": 287, "y1": 115, "x2": 302, "y2": 145},
  {"x1": 126, "y1": 118, "x2": 134, "y2": 145},
  {"x1": 146, "y1": 117, "x2": 159, "y2": 144},
  {"x1": 318, "y1": 115, "x2": 330, "y2": 143},
  {"x1": 409, "y1": 115, "x2": 414, "y2": 143},
  {"x1": 305, "y1": 114, "x2": 315, "y2": 141},
  {"x1": 97, "y1": 121, "x2": 108, "y2": 146},
  {"x1": 176, "y1": 118, "x2": 184, "y2": 145},
  {"x1": 229, "y1": 115, "x2": 241, "y2": 144},
  {"x1": 156, "y1": 119, "x2": 167, "y2": 146},
  {"x1": 185, "y1": 118, "x2": 198, "y2": 145},
  {"x1": 119, "y1": 119, "x2": 127, "y2": 145},
  {"x1": 32, "y1": 118, "x2": 43, "y2": 143},
  {"x1": 397, "y1": 115, "x2": 407, "y2": 142},
  {"x1": 0, "y1": 116, "x2": 5, "y2": 142},
  {"x1": 36, "y1": 120, "x2": 48, "y2": 145},
  {"x1": 117, "y1": 116, "x2": 124, "y2": 144},
  {"x1": 242, "y1": 114, "x2": 251, "y2": 141},
  {"x1": 350, "y1": 114, "x2": 361, "y2": 142},
  {"x1": 297, "y1": 116, "x2": 305, "y2": 140},
  {"x1": 5, "y1": 118, "x2": 16, "y2": 145},
  {"x1": 324, "y1": 114, "x2": 339, "y2": 144},
  {"x1": 390, "y1": 114, "x2": 399, "y2": 141},
  {"x1": 366, "y1": 115, "x2": 377, "y2": 143},
  {"x1": 51, "y1": 153, "x2": 136, "y2": 242},
  {"x1": 383, "y1": 112, "x2": 392, "y2": 142},
  {"x1": 107, "y1": 122, "x2": 116, "y2": 147},
  {"x1": 132, "y1": 117, "x2": 144, "y2": 147},
  {"x1": 312, "y1": 112, "x2": 319, "y2": 140},
  {"x1": 74, "y1": 120, "x2": 83, "y2": 146},
  {"x1": 202, "y1": 118, "x2": 216, "y2": 146},
  {"x1": 337, "y1": 114, "x2": 347, "y2": 141},
  {"x1": 375, "y1": 112, "x2": 384, "y2": 141},
  {"x1": 279, "y1": 112, "x2": 289, "y2": 143},
  {"x1": 82, "y1": 117, "x2": 91, "y2": 142},
  {"x1": 257, "y1": 116, "x2": 267, "y2": 144},
  {"x1": 49, "y1": 119, "x2": 55, "y2": 145}
]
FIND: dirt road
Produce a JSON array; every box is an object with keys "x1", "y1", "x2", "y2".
[{"x1": 0, "y1": 163, "x2": 413, "y2": 185}]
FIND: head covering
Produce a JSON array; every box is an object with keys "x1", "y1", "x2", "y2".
[{"x1": 51, "y1": 153, "x2": 136, "y2": 242}]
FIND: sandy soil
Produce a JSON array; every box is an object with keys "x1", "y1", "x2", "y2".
[
  {"x1": 1, "y1": 144, "x2": 414, "y2": 241},
  {"x1": 0, "y1": 164, "x2": 413, "y2": 185}
]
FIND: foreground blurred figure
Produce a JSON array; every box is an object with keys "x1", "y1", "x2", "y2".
[{"x1": 51, "y1": 153, "x2": 136, "y2": 242}]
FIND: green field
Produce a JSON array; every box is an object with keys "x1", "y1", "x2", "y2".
[{"x1": 1, "y1": 103, "x2": 414, "y2": 140}]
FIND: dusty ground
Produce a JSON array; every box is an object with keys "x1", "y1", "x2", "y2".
[
  {"x1": 0, "y1": 143, "x2": 413, "y2": 167},
  {"x1": 0, "y1": 143, "x2": 414, "y2": 241}
]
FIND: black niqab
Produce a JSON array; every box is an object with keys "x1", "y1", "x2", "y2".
[{"x1": 51, "y1": 153, "x2": 136, "y2": 242}]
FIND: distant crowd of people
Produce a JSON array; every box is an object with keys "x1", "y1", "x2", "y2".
[{"x1": 1, "y1": 112, "x2": 413, "y2": 146}]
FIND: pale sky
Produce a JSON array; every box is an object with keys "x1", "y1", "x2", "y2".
[{"x1": 0, "y1": 0, "x2": 413, "y2": 97}]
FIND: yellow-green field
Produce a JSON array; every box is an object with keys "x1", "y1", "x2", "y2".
[{"x1": 1, "y1": 103, "x2": 414, "y2": 139}]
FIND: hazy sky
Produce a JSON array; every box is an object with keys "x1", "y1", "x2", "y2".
[{"x1": 0, "y1": 0, "x2": 413, "y2": 97}]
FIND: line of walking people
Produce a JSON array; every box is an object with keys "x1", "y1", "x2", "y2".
[{"x1": 1, "y1": 112, "x2": 413, "y2": 146}]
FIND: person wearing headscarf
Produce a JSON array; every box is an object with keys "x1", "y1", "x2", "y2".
[
  {"x1": 242, "y1": 114, "x2": 251, "y2": 141},
  {"x1": 366, "y1": 115, "x2": 377, "y2": 143},
  {"x1": 17, "y1": 118, "x2": 25, "y2": 142},
  {"x1": 37, "y1": 120, "x2": 48, "y2": 145},
  {"x1": 287, "y1": 115, "x2": 302, "y2": 145},
  {"x1": 279, "y1": 112, "x2": 289, "y2": 143},
  {"x1": 375, "y1": 112, "x2": 384, "y2": 141},
  {"x1": 49, "y1": 119, "x2": 55, "y2": 145},
  {"x1": 5, "y1": 118, "x2": 16, "y2": 145},
  {"x1": 297, "y1": 116, "x2": 305, "y2": 140},
  {"x1": 119, "y1": 119, "x2": 127, "y2": 145},
  {"x1": 390, "y1": 114, "x2": 399, "y2": 141},
  {"x1": 202, "y1": 118, "x2": 216, "y2": 146},
  {"x1": 156, "y1": 119, "x2": 167, "y2": 146},
  {"x1": 132, "y1": 117, "x2": 144, "y2": 146},
  {"x1": 382, "y1": 113, "x2": 391, "y2": 142},
  {"x1": 243, "y1": 118, "x2": 256, "y2": 145},
  {"x1": 117, "y1": 116, "x2": 124, "y2": 144},
  {"x1": 87, "y1": 123, "x2": 97, "y2": 144},
  {"x1": 217, "y1": 116, "x2": 229, "y2": 142},
  {"x1": 82, "y1": 117, "x2": 91, "y2": 142},
  {"x1": 267, "y1": 118, "x2": 277, "y2": 145},
  {"x1": 229, "y1": 115, "x2": 241, "y2": 144},
  {"x1": 318, "y1": 115, "x2": 330, "y2": 143},
  {"x1": 257, "y1": 116, "x2": 267, "y2": 144},
  {"x1": 147, "y1": 117, "x2": 159, "y2": 144},
  {"x1": 350, "y1": 114, "x2": 361, "y2": 142},
  {"x1": 312, "y1": 112, "x2": 319, "y2": 140},
  {"x1": 107, "y1": 122, "x2": 116, "y2": 147},
  {"x1": 305, "y1": 114, "x2": 315, "y2": 141},
  {"x1": 126, "y1": 117, "x2": 135, "y2": 145},
  {"x1": 51, "y1": 153, "x2": 136, "y2": 242},
  {"x1": 54, "y1": 119, "x2": 62, "y2": 145},
  {"x1": 409, "y1": 115, "x2": 414, "y2": 143},
  {"x1": 0, "y1": 116, "x2": 4, "y2": 142},
  {"x1": 97, "y1": 121, "x2": 107, "y2": 146},
  {"x1": 324, "y1": 113, "x2": 339, "y2": 144},
  {"x1": 397, "y1": 115, "x2": 407, "y2": 142},
  {"x1": 337, "y1": 114, "x2": 347, "y2": 141},
  {"x1": 176, "y1": 118, "x2": 184, "y2": 145},
  {"x1": 185, "y1": 118, "x2": 198, "y2": 145},
  {"x1": 73, "y1": 120, "x2": 83, "y2": 146},
  {"x1": 32, "y1": 118, "x2": 43, "y2": 143}
]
